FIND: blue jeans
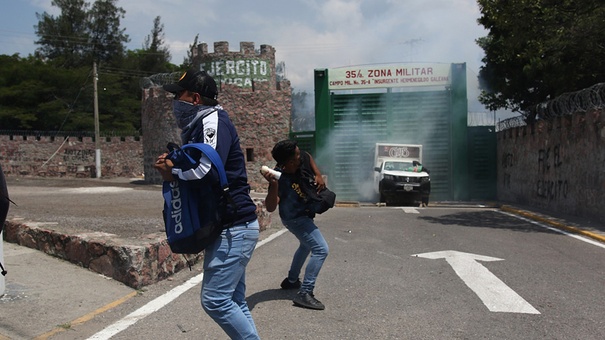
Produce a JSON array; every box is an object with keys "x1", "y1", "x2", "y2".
[
  {"x1": 282, "y1": 216, "x2": 329, "y2": 294},
  {"x1": 201, "y1": 219, "x2": 260, "y2": 340}
]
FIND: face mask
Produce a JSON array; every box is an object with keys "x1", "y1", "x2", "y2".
[{"x1": 173, "y1": 100, "x2": 198, "y2": 129}]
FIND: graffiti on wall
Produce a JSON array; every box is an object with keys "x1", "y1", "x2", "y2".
[
  {"x1": 202, "y1": 59, "x2": 271, "y2": 88},
  {"x1": 536, "y1": 145, "x2": 568, "y2": 200},
  {"x1": 63, "y1": 149, "x2": 95, "y2": 163}
]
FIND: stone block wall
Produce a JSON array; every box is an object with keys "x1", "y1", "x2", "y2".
[
  {"x1": 0, "y1": 134, "x2": 143, "y2": 178},
  {"x1": 497, "y1": 109, "x2": 605, "y2": 222},
  {"x1": 0, "y1": 42, "x2": 291, "y2": 193},
  {"x1": 3, "y1": 197, "x2": 272, "y2": 288},
  {"x1": 143, "y1": 41, "x2": 292, "y2": 190}
]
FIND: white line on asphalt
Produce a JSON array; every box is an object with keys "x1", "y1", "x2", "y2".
[
  {"x1": 501, "y1": 212, "x2": 605, "y2": 249},
  {"x1": 401, "y1": 207, "x2": 420, "y2": 214},
  {"x1": 86, "y1": 228, "x2": 288, "y2": 340},
  {"x1": 378, "y1": 250, "x2": 402, "y2": 259}
]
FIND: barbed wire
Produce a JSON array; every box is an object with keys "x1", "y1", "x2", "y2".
[
  {"x1": 140, "y1": 72, "x2": 182, "y2": 89},
  {"x1": 496, "y1": 116, "x2": 526, "y2": 132},
  {"x1": 498, "y1": 82, "x2": 605, "y2": 131},
  {"x1": 532, "y1": 82, "x2": 605, "y2": 119}
]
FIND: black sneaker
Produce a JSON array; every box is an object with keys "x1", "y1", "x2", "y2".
[
  {"x1": 280, "y1": 277, "x2": 302, "y2": 290},
  {"x1": 293, "y1": 291, "x2": 325, "y2": 310}
]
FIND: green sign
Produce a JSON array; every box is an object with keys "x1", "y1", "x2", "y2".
[{"x1": 202, "y1": 58, "x2": 271, "y2": 88}]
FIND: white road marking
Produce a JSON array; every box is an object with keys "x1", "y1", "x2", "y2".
[
  {"x1": 401, "y1": 207, "x2": 420, "y2": 214},
  {"x1": 501, "y1": 211, "x2": 605, "y2": 249},
  {"x1": 378, "y1": 250, "x2": 402, "y2": 259},
  {"x1": 59, "y1": 187, "x2": 134, "y2": 194},
  {"x1": 86, "y1": 228, "x2": 288, "y2": 340},
  {"x1": 413, "y1": 250, "x2": 540, "y2": 314}
]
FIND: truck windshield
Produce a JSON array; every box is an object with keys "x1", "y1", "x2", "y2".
[{"x1": 384, "y1": 161, "x2": 413, "y2": 171}]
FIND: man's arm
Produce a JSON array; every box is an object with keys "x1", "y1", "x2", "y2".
[
  {"x1": 262, "y1": 171, "x2": 279, "y2": 212},
  {"x1": 307, "y1": 152, "x2": 326, "y2": 190}
]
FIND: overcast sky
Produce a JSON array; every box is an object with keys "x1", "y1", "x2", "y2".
[{"x1": 0, "y1": 0, "x2": 514, "y2": 119}]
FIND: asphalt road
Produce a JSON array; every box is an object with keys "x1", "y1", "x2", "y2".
[
  {"x1": 3, "y1": 200, "x2": 604, "y2": 339},
  {"x1": 3, "y1": 177, "x2": 164, "y2": 239}
]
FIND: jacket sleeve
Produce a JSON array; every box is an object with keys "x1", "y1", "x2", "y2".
[{"x1": 171, "y1": 110, "x2": 221, "y2": 181}]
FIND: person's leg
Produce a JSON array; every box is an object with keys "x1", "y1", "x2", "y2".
[
  {"x1": 201, "y1": 220, "x2": 260, "y2": 340},
  {"x1": 287, "y1": 240, "x2": 311, "y2": 282},
  {"x1": 232, "y1": 221, "x2": 260, "y2": 334},
  {"x1": 283, "y1": 217, "x2": 329, "y2": 293},
  {"x1": 299, "y1": 226, "x2": 328, "y2": 293}
]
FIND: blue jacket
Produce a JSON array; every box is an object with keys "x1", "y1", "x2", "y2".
[{"x1": 172, "y1": 105, "x2": 257, "y2": 226}]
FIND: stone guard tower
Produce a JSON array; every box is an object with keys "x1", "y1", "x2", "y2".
[{"x1": 141, "y1": 41, "x2": 292, "y2": 190}]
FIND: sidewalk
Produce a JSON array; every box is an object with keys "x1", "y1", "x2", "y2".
[
  {"x1": 1, "y1": 177, "x2": 273, "y2": 289},
  {"x1": 499, "y1": 204, "x2": 605, "y2": 243}
]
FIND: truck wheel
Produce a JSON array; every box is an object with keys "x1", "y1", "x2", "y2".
[{"x1": 380, "y1": 193, "x2": 386, "y2": 203}]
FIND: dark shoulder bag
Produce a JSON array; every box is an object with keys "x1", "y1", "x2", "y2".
[{"x1": 298, "y1": 153, "x2": 336, "y2": 214}]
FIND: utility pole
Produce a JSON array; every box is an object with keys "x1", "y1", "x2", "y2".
[{"x1": 93, "y1": 62, "x2": 101, "y2": 178}]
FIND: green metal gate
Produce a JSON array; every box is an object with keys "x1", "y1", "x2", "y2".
[
  {"x1": 326, "y1": 91, "x2": 453, "y2": 201},
  {"x1": 313, "y1": 63, "x2": 470, "y2": 202}
]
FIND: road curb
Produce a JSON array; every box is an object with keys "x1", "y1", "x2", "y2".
[
  {"x1": 3, "y1": 220, "x2": 198, "y2": 289},
  {"x1": 500, "y1": 205, "x2": 605, "y2": 244}
]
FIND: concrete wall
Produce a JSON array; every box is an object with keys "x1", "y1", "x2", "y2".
[{"x1": 497, "y1": 109, "x2": 605, "y2": 222}]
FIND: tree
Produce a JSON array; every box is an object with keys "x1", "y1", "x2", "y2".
[
  {"x1": 0, "y1": 55, "x2": 142, "y2": 132},
  {"x1": 34, "y1": 0, "x2": 129, "y2": 68},
  {"x1": 140, "y1": 16, "x2": 172, "y2": 73},
  {"x1": 476, "y1": 0, "x2": 605, "y2": 116},
  {"x1": 35, "y1": 0, "x2": 91, "y2": 68},
  {"x1": 88, "y1": 0, "x2": 129, "y2": 66},
  {"x1": 181, "y1": 34, "x2": 200, "y2": 68},
  {"x1": 0, "y1": 54, "x2": 95, "y2": 131}
]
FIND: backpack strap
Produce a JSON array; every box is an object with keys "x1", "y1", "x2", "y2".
[
  {"x1": 180, "y1": 143, "x2": 228, "y2": 188},
  {"x1": 178, "y1": 143, "x2": 238, "y2": 225}
]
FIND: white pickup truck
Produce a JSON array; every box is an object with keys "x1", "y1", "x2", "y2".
[{"x1": 373, "y1": 144, "x2": 430, "y2": 206}]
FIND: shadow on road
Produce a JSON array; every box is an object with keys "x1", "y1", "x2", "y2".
[
  {"x1": 418, "y1": 210, "x2": 561, "y2": 234},
  {"x1": 247, "y1": 288, "x2": 297, "y2": 311}
]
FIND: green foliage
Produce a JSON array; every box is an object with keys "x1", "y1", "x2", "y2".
[
  {"x1": 0, "y1": 55, "x2": 95, "y2": 131},
  {"x1": 140, "y1": 16, "x2": 172, "y2": 73},
  {"x1": 35, "y1": 0, "x2": 91, "y2": 68},
  {"x1": 0, "y1": 7, "x2": 180, "y2": 133},
  {"x1": 476, "y1": 0, "x2": 605, "y2": 115},
  {"x1": 35, "y1": 0, "x2": 129, "y2": 68},
  {"x1": 87, "y1": 0, "x2": 129, "y2": 66},
  {"x1": 181, "y1": 34, "x2": 199, "y2": 69}
]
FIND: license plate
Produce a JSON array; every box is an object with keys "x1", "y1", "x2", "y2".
[{"x1": 404, "y1": 184, "x2": 413, "y2": 191}]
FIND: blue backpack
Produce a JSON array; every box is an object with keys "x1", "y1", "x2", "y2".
[{"x1": 162, "y1": 143, "x2": 236, "y2": 254}]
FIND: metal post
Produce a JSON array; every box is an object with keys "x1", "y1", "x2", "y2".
[{"x1": 93, "y1": 62, "x2": 101, "y2": 178}]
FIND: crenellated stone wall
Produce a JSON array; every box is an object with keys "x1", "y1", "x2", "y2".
[
  {"x1": 0, "y1": 134, "x2": 143, "y2": 178},
  {"x1": 143, "y1": 41, "x2": 292, "y2": 190},
  {"x1": 1, "y1": 42, "x2": 292, "y2": 193}
]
